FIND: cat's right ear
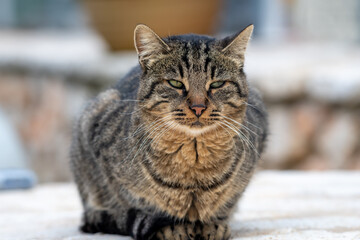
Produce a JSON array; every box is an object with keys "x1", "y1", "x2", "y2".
[
  {"x1": 134, "y1": 24, "x2": 171, "y2": 69},
  {"x1": 221, "y1": 24, "x2": 254, "y2": 66}
]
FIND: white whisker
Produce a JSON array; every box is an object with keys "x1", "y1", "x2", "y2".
[{"x1": 221, "y1": 115, "x2": 258, "y2": 137}]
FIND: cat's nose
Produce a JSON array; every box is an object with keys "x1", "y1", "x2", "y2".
[{"x1": 190, "y1": 104, "x2": 207, "y2": 117}]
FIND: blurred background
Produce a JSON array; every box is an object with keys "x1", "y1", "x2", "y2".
[{"x1": 0, "y1": 0, "x2": 359, "y2": 185}]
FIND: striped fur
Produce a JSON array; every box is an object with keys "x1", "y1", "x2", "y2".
[{"x1": 70, "y1": 24, "x2": 268, "y2": 240}]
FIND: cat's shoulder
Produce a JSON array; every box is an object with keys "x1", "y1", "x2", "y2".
[
  {"x1": 77, "y1": 65, "x2": 141, "y2": 138},
  {"x1": 247, "y1": 85, "x2": 267, "y2": 119},
  {"x1": 78, "y1": 88, "x2": 120, "y2": 133},
  {"x1": 112, "y1": 65, "x2": 141, "y2": 99}
]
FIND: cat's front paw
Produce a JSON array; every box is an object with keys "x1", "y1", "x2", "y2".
[
  {"x1": 151, "y1": 222, "x2": 231, "y2": 240},
  {"x1": 186, "y1": 222, "x2": 231, "y2": 240},
  {"x1": 151, "y1": 224, "x2": 189, "y2": 240}
]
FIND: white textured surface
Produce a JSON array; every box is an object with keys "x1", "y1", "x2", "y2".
[{"x1": 0, "y1": 171, "x2": 359, "y2": 240}]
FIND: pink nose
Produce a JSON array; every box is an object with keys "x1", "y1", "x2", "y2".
[{"x1": 190, "y1": 104, "x2": 206, "y2": 117}]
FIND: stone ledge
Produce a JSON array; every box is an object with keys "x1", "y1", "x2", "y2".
[{"x1": 0, "y1": 171, "x2": 359, "y2": 240}]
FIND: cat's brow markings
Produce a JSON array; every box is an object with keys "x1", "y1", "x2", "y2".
[
  {"x1": 211, "y1": 66, "x2": 216, "y2": 79},
  {"x1": 181, "y1": 43, "x2": 191, "y2": 70},
  {"x1": 203, "y1": 42, "x2": 211, "y2": 73},
  {"x1": 178, "y1": 64, "x2": 184, "y2": 78}
]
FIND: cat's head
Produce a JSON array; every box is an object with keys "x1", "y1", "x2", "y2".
[{"x1": 134, "y1": 24, "x2": 253, "y2": 136}]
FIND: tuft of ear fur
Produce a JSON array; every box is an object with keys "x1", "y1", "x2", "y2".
[
  {"x1": 134, "y1": 24, "x2": 171, "y2": 68},
  {"x1": 221, "y1": 24, "x2": 254, "y2": 65}
]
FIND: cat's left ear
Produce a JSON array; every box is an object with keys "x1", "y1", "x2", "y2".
[
  {"x1": 134, "y1": 24, "x2": 171, "y2": 68},
  {"x1": 221, "y1": 24, "x2": 254, "y2": 64}
]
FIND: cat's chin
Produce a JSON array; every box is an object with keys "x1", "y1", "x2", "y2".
[{"x1": 172, "y1": 122, "x2": 219, "y2": 137}]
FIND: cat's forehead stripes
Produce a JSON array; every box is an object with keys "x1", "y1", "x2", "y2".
[
  {"x1": 171, "y1": 38, "x2": 238, "y2": 87},
  {"x1": 176, "y1": 39, "x2": 214, "y2": 77}
]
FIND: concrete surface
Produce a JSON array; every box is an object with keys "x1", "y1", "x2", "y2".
[{"x1": 0, "y1": 171, "x2": 360, "y2": 240}]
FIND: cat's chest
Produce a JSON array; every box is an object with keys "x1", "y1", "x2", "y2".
[
  {"x1": 148, "y1": 130, "x2": 235, "y2": 186},
  {"x1": 137, "y1": 129, "x2": 239, "y2": 221},
  {"x1": 138, "y1": 174, "x2": 238, "y2": 221}
]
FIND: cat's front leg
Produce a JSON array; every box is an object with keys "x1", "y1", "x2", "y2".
[
  {"x1": 127, "y1": 209, "x2": 175, "y2": 240},
  {"x1": 152, "y1": 221, "x2": 231, "y2": 240}
]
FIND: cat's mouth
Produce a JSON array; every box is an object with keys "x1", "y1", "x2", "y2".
[
  {"x1": 173, "y1": 121, "x2": 218, "y2": 136},
  {"x1": 191, "y1": 121, "x2": 203, "y2": 127},
  {"x1": 168, "y1": 108, "x2": 221, "y2": 135},
  {"x1": 170, "y1": 117, "x2": 220, "y2": 136},
  {"x1": 178, "y1": 118, "x2": 211, "y2": 128}
]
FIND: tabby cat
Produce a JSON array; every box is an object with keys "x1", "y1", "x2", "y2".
[{"x1": 70, "y1": 24, "x2": 268, "y2": 240}]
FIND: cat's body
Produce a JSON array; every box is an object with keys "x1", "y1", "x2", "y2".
[{"x1": 71, "y1": 25, "x2": 268, "y2": 240}]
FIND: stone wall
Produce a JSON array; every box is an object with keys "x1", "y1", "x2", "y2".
[
  {"x1": 247, "y1": 43, "x2": 360, "y2": 170},
  {"x1": 0, "y1": 73, "x2": 90, "y2": 182},
  {"x1": 262, "y1": 103, "x2": 360, "y2": 170}
]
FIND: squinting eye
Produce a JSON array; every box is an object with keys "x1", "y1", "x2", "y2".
[
  {"x1": 168, "y1": 80, "x2": 184, "y2": 89},
  {"x1": 210, "y1": 81, "x2": 225, "y2": 89}
]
